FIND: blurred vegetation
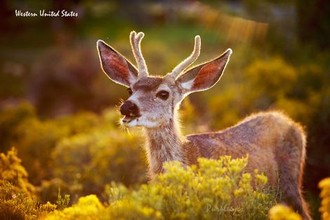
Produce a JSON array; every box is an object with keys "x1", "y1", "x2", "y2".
[
  {"x1": 268, "y1": 204, "x2": 302, "y2": 220},
  {"x1": 319, "y1": 178, "x2": 330, "y2": 220},
  {"x1": 0, "y1": 0, "x2": 329, "y2": 219},
  {"x1": 0, "y1": 103, "x2": 148, "y2": 205}
]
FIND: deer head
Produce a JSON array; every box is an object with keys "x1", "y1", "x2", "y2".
[{"x1": 97, "y1": 31, "x2": 232, "y2": 128}]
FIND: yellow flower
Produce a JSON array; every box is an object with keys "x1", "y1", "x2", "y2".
[
  {"x1": 269, "y1": 204, "x2": 302, "y2": 220},
  {"x1": 256, "y1": 173, "x2": 268, "y2": 185},
  {"x1": 319, "y1": 177, "x2": 330, "y2": 220},
  {"x1": 45, "y1": 195, "x2": 104, "y2": 220},
  {"x1": 234, "y1": 188, "x2": 244, "y2": 198},
  {"x1": 319, "y1": 178, "x2": 330, "y2": 189}
]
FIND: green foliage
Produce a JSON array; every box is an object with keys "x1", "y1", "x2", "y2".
[
  {"x1": 45, "y1": 156, "x2": 277, "y2": 220},
  {"x1": 56, "y1": 189, "x2": 71, "y2": 210}
]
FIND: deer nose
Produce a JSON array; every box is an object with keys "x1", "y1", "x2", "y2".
[{"x1": 120, "y1": 100, "x2": 140, "y2": 117}]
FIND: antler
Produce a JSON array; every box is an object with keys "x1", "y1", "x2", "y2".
[
  {"x1": 130, "y1": 31, "x2": 148, "y2": 78},
  {"x1": 168, "y1": 35, "x2": 201, "y2": 79}
]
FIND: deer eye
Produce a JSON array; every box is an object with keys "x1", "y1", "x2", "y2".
[
  {"x1": 156, "y1": 90, "x2": 169, "y2": 100},
  {"x1": 127, "y1": 88, "x2": 133, "y2": 96}
]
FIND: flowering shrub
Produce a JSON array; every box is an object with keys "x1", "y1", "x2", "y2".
[
  {"x1": 0, "y1": 148, "x2": 56, "y2": 219},
  {"x1": 0, "y1": 148, "x2": 35, "y2": 195},
  {"x1": 46, "y1": 156, "x2": 278, "y2": 220},
  {"x1": 319, "y1": 177, "x2": 330, "y2": 220},
  {"x1": 46, "y1": 195, "x2": 104, "y2": 220}
]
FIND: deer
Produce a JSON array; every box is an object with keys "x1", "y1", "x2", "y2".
[{"x1": 96, "y1": 31, "x2": 311, "y2": 220}]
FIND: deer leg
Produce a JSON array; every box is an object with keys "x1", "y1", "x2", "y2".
[
  {"x1": 276, "y1": 127, "x2": 311, "y2": 220},
  {"x1": 278, "y1": 162, "x2": 311, "y2": 220}
]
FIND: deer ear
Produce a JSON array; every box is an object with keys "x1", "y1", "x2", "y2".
[
  {"x1": 97, "y1": 40, "x2": 138, "y2": 87},
  {"x1": 176, "y1": 49, "x2": 232, "y2": 94}
]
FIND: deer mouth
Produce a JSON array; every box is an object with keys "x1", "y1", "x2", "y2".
[{"x1": 122, "y1": 114, "x2": 141, "y2": 124}]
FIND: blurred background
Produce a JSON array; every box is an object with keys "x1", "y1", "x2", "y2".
[{"x1": 0, "y1": 0, "x2": 329, "y2": 218}]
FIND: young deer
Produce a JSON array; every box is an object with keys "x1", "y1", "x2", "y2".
[{"x1": 97, "y1": 31, "x2": 311, "y2": 219}]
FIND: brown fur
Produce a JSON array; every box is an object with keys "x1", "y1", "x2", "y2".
[{"x1": 143, "y1": 111, "x2": 311, "y2": 220}]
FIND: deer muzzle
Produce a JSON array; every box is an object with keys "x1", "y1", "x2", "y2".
[{"x1": 120, "y1": 100, "x2": 141, "y2": 123}]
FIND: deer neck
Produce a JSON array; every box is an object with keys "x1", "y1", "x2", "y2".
[{"x1": 143, "y1": 118, "x2": 185, "y2": 177}]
